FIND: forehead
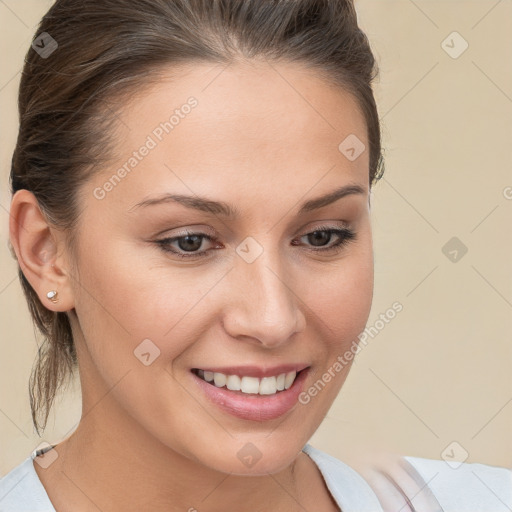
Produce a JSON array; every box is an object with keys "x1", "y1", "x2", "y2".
[
  {"x1": 88, "y1": 60, "x2": 369, "y2": 211},
  {"x1": 124, "y1": 59, "x2": 365, "y2": 137}
]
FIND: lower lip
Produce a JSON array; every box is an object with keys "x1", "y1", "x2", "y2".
[{"x1": 190, "y1": 368, "x2": 310, "y2": 421}]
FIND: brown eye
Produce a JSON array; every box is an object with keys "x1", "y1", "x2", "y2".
[
  {"x1": 293, "y1": 227, "x2": 357, "y2": 253},
  {"x1": 176, "y1": 234, "x2": 204, "y2": 252},
  {"x1": 156, "y1": 231, "x2": 216, "y2": 259},
  {"x1": 307, "y1": 230, "x2": 333, "y2": 247}
]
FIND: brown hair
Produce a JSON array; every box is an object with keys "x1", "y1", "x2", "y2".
[{"x1": 10, "y1": 0, "x2": 385, "y2": 435}]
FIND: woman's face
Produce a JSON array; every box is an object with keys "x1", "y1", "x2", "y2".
[{"x1": 68, "y1": 59, "x2": 374, "y2": 475}]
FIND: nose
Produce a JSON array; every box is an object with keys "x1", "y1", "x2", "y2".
[{"x1": 221, "y1": 249, "x2": 306, "y2": 348}]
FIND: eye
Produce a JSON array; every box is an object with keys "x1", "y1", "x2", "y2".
[
  {"x1": 155, "y1": 225, "x2": 357, "y2": 260},
  {"x1": 293, "y1": 226, "x2": 356, "y2": 254},
  {"x1": 155, "y1": 231, "x2": 217, "y2": 259}
]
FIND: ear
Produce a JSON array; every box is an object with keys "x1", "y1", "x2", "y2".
[{"x1": 9, "y1": 189, "x2": 75, "y2": 312}]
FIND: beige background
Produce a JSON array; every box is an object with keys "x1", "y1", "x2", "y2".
[{"x1": 1, "y1": 0, "x2": 511, "y2": 475}]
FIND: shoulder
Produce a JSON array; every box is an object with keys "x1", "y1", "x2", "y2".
[
  {"x1": 0, "y1": 454, "x2": 56, "y2": 511},
  {"x1": 404, "y1": 455, "x2": 512, "y2": 511},
  {"x1": 303, "y1": 444, "x2": 512, "y2": 512},
  {"x1": 302, "y1": 443, "x2": 385, "y2": 511},
  {"x1": 358, "y1": 449, "x2": 511, "y2": 512}
]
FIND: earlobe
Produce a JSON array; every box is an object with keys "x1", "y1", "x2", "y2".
[{"x1": 9, "y1": 189, "x2": 75, "y2": 311}]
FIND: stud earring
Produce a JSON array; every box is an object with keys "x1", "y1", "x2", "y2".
[{"x1": 46, "y1": 290, "x2": 59, "y2": 303}]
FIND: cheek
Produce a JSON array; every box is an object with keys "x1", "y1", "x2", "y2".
[
  {"x1": 71, "y1": 238, "x2": 227, "y2": 374},
  {"x1": 303, "y1": 233, "x2": 374, "y2": 346},
  {"x1": 297, "y1": 240, "x2": 373, "y2": 407}
]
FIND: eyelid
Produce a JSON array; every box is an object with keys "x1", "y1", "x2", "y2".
[
  {"x1": 299, "y1": 219, "x2": 351, "y2": 232},
  {"x1": 153, "y1": 224, "x2": 217, "y2": 239},
  {"x1": 156, "y1": 220, "x2": 351, "y2": 243}
]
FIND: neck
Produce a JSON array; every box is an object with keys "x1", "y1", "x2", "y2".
[{"x1": 35, "y1": 395, "x2": 312, "y2": 512}]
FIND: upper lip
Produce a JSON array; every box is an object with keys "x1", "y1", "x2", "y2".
[{"x1": 192, "y1": 364, "x2": 310, "y2": 378}]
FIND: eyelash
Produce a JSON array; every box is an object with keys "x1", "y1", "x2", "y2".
[{"x1": 155, "y1": 225, "x2": 356, "y2": 260}]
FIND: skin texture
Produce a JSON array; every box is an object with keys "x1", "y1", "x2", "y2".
[{"x1": 10, "y1": 59, "x2": 374, "y2": 512}]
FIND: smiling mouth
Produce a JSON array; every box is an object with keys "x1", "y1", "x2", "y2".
[{"x1": 191, "y1": 368, "x2": 308, "y2": 396}]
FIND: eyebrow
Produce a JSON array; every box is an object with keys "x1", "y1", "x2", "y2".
[{"x1": 129, "y1": 183, "x2": 366, "y2": 218}]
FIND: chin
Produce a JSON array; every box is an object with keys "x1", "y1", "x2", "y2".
[{"x1": 195, "y1": 434, "x2": 310, "y2": 476}]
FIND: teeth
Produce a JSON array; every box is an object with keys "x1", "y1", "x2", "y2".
[
  {"x1": 213, "y1": 372, "x2": 226, "y2": 387},
  {"x1": 226, "y1": 374, "x2": 241, "y2": 391},
  {"x1": 284, "y1": 371, "x2": 296, "y2": 390},
  {"x1": 198, "y1": 369, "x2": 299, "y2": 395},
  {"x1": 259, "y1": 376, "x2": 277, "y2": 395},
  {"x1": 241, "y1": 376, "x2": 260, "y2": 394}
]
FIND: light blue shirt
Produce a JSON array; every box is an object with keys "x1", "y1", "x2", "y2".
[{"x1": 1, "y1": 443, "x2": 510, "y2": 511}]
